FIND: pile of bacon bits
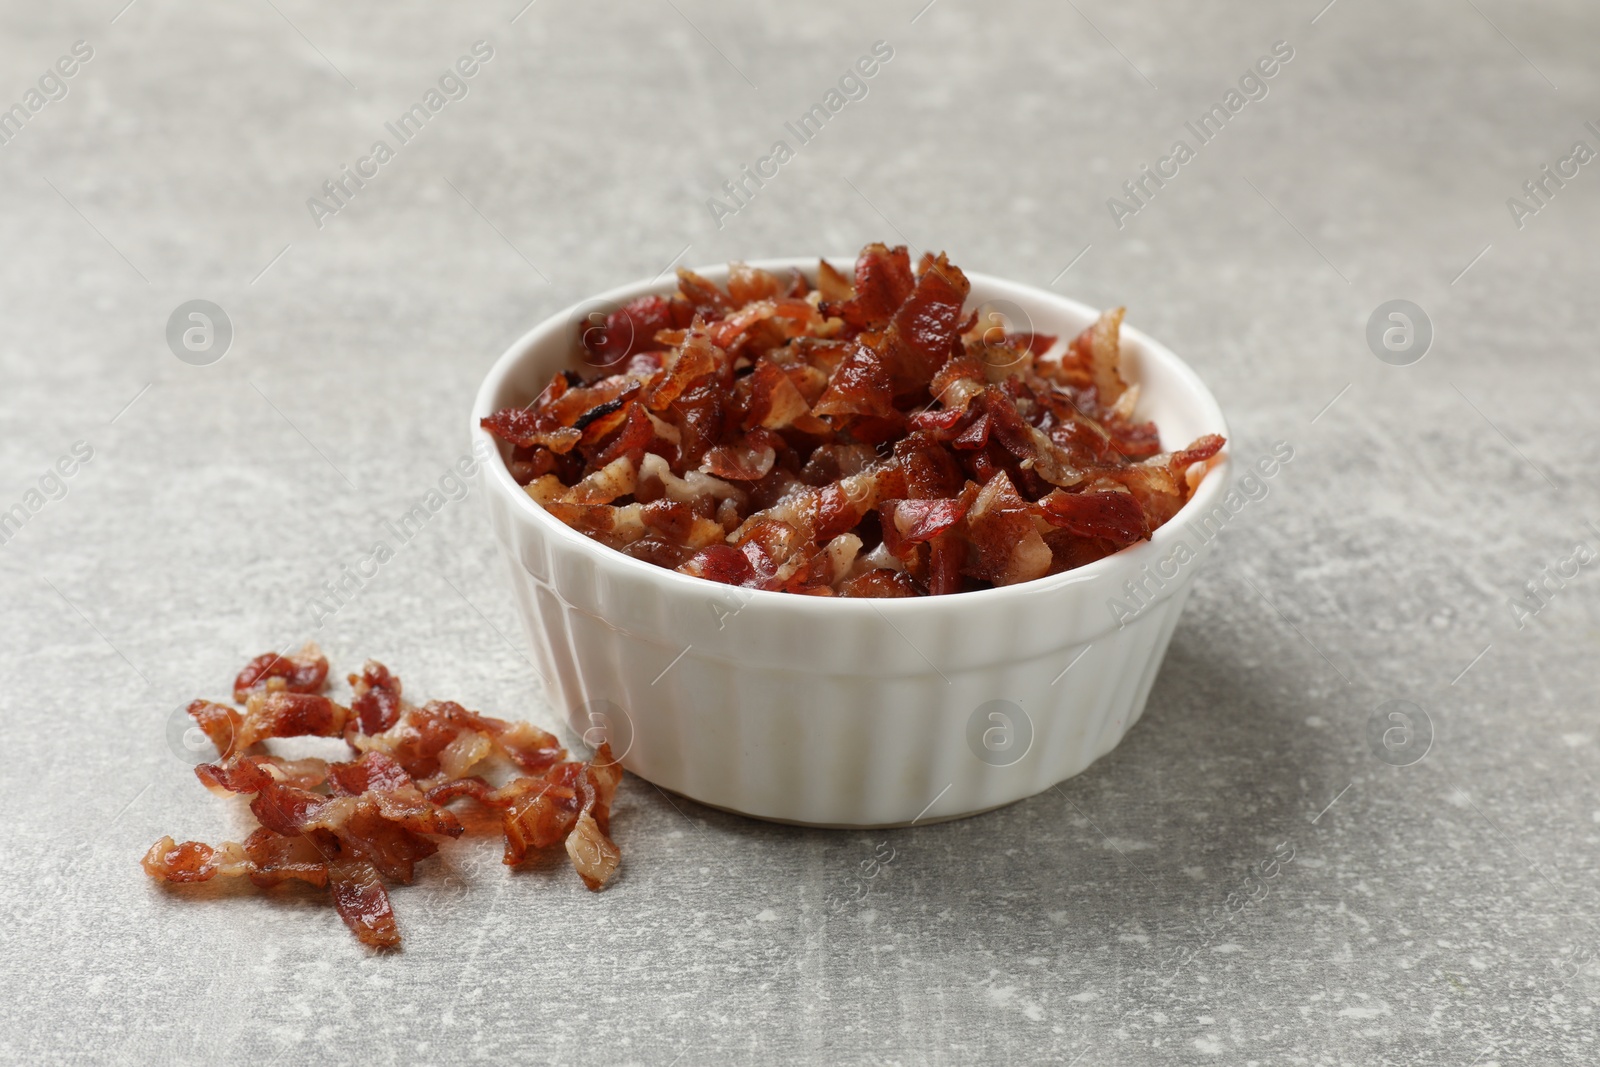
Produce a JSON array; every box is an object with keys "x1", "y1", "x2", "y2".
[
  {"x1": 142, "y1": 643, "x2": 620, "y2": 950},
  {"x1": 481, "y1": 242, "x2": 1224, "y2": 596}
]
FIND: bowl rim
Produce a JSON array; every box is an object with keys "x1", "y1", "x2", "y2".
[{"x1": 472, "y1": 255, "x2": 1231, "y2": 615}]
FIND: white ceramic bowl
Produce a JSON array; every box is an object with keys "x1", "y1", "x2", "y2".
[{"x1": 473, "y1": 258, "x2": 1229, "y2": 827}]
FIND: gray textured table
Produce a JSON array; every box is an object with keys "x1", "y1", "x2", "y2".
[{"x1": 3, "y1": 1, "x2": 1597, "y2": 1064}]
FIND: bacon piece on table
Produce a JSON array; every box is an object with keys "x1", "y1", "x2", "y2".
[
  {"x1": 233, "y1": 642, "x2": 329, "y2": 703},
  {"x1": 146, "y1": 654, "x2": 627, "y2": 948}
]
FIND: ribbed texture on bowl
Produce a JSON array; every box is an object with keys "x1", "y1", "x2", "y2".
[
  {"x1": 489, "y1": 489, "x2": 1207, "y2": 825},
  {"x1": 475, "y1": 258, "x2": 1229, "y2": 827}
]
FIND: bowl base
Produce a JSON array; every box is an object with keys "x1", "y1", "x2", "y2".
[{"x1": 643, "y1": 781, "x2": 1031, "y2": 830}]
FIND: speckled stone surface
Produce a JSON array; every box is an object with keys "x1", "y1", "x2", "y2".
[{"x1": 2, "y1": 1, "x2": 1597, "y2": 1063}]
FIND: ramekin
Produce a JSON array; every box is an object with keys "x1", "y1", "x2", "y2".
[{"x1": 472, "y1": 258, "x2": 1229, "y2": 827}]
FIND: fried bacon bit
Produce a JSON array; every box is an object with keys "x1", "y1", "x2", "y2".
[
  {"x1": 141, "y1": 830, "x2": 332, "y2": 889},
  {"x1": 676, "y1": 267, "x2": 735, "y2": 317},
  {"x1": 187, "y1": 699, "x2": 242, "y2": 755},
  {"x1": 496, "y1": 746, "x2": 620, "y2": 869},
  {"x1": 816, "y1": 257, "x2": 855, "y2": 303},
  {"x1": 251, "y1": 691, "x2": 350, "y2": 740},
  {"x1": 880, "y1": 253, "x2": 971, "y2": 394},
  {"x1": 827, "y1": 242, "x2": 915, "y2": 329},
  {"x1": 251, "y1": 755, "x2": 332, "y2": 791},
  {"x1": 142, "y1": 838, "x2": 218, "y2": 883},
  {"x1": 233, "y1": 642, "x2": 328, "y2": 703},
  {"x1": 965, "y1": 471, "x2": 1053, "y2": 587},
  {"x1": 350, "y1": 660, "x2": 402, "y2": 734},
  {"x1": 192, "y1": 690, "x2": 352, "y2": 759},
  {"x1": 1062, "y1": 305, "x2": 1128, "y2": 406},
  {"x1": 481, "y1": 405, "x2": 580, "y2": 455},
  {"x1": 742, "y1": 357, "x2": 810, "y2": 430},
  {"x1": 840, "y1": 568, "x2": 920, "y2": 598},
  {"x1": 701, "y1": 428, "x2": 778, "y2": 482},
  {"x1": 580, "y1": 293, "x2": 687, "y2": 368},
  {"x1": 480, "y1": 244, "x2": 1225, "y2": 596},
  {"x1": 145, "y1": 653, "x2": 624, "y2": 949},
  {"x1": 879, "y1": 496, "x2": 969, "y2": 558},
  {"x1": 813, "y1": 343, "x2": 894, "y2": 419},
  {"x1": 1037, "y1": 486, "x2": 1149, "y2": 543},
  {"x1": 567, "y1": 811, "x2": 622, "y2": 890},
  {"x1": 328, "y1": 857, "x2": 400, "y2": 949},
  {"x1": 351, "y1": 697, "x2": 566, "y2": 779}
]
